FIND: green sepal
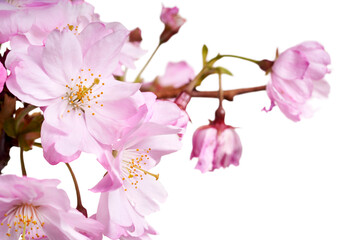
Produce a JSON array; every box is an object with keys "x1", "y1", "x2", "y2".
[{"x1": 202, "y1": 44, "x2": 208, "y2": 66}]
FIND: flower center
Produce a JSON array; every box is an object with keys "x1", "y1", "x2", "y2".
[
  {"x1": 1, "y1": 203, "x2": 46, "y2": 239},
  {"x1": 56, "y1": 24, "x2": 80, "y2": 35},
  {"x1": 62, "y1": 68, "x2": 105, "y2": 116},
  {"x1": 120, "y1": 148, "x2": 159, "y2": 191}
]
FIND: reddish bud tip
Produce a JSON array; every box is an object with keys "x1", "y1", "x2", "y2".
[{"x1": 129, "y1": 28, "x2": 142, "y2": 43}]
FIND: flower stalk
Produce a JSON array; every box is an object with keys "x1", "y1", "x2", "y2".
[
  {"x1": 134, "y1": 43, "x2": 162, "y2": 83},
  {"x1": 20, "y1": 147, "x2": 26, "y2": 176},
  {"x1": 65, "y1": 163, "x2": 87, "y2": 217}
]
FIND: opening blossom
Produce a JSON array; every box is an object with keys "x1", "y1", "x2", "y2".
[
  {"x1": 6, "y1": 22, "x2": 140, "y2": 164},
  {"x1": 265, "y1": 41, "x2": 331, "y2": 121},
  {"x1": 0, "y1": 175, "x2": 103, "y2": 240},
  {"x1": 191, "y1": 108, "x2": 242, "y2": 173}
]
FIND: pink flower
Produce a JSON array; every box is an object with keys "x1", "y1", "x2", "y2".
[
  {"x1": 0, "y1": 0, "x2": 95, "y2": 44},
  {"x1": 0, "y1": 62, "x2": 6, "y2": 93},
  {"x1": 6, "y1": 22, "x2": 140, "y2": 164},
  {"x1": 159, "y1": 6, "x2": 185, "y2": 43},
  {"x1": 265, "y1": 41, "x2": 331, "y2": 121},
  {"x1": 191, "y1": 109, "x2": 242, "y2": 173},
  {"x1": 0, "y1": 175, "x2": 103, "y2": 240},
  {"x1": 158, "y1": 61, "x2": 194, "y2": 88},
  {"x1": 93, "y1": 92, "x2": 182, "y2": 192},
  {"x1": 91, "y1": 93, "x2": 181, "y2": 239}
]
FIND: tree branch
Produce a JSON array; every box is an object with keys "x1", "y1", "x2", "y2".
[{"x1": 140, "y1": 84, "x2": 266, "y2": 101}]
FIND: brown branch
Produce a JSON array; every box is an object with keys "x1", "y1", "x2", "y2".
[
  {"x1": 140, "y1": 84, "x2": 266, "y2": 101},
  {"x1": 192, "y1": 85, "x2": 267, "y2": 101}
]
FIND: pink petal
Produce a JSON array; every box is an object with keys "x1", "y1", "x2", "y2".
[
  {"x1": 213, "y1": 128, "x2": 242, "y2": 169},
  {"x1": 41, "y1": 122, "x2": 81, "y2": 165},
  {"x1": 42, "y1": 30, "x2": 83, "y2": 84},
  {"x1": 158, "y1": 61, "x2": 194, "y2": 88},
  {"x1": 148, "y1": 100, "x2": 182, "y2": 125},
  {"x1": 125, "y1": 175, "x2": 167, "y2": 216},
  {"x1": 271, "y1": 74, "x2": 313, "y2": 104},
  {"x1": 272, "y1": 49, "x2": 309, "y2": 81},
  {"x1": 191, "y1": 127, "x2": 217, "y2": 173},
  {"x1": 6, "y1": 53, "x2": 65, "y2": 106},
  {"x1": 84, "y1": 25, "x2": 129, "y2": 77},
  {"x1": 305, "y1": 62, "x2": 330, "y2": 80}
]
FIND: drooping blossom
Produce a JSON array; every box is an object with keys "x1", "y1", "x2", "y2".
[
  {"x1": 0, "y1": 62, "x2": 6, "y2": 93},
  {"x1": 264, "y1": 41, "x2": 331, "y2": 121},
  {"x1": 159, "y1": 6, "x2": 185, "y2": 43},
  {"x1": 6, "y1": 22, "x2": 140, "y2": 164},
  {"x1": 158, "y1": 61, "x2": 194, "y2": 88},
  {"x1": 92, "y1": 92, "x2": 181, "y2": 239},
  {"x1": 191, "y1": 108, "x2": 242, "y2": 173},
  {"x1": 0, "y1": 0, "x2": 95, "y2": 44},
  {"x1": 0, "y1": 175, "x2": 103, "y2": 240}
]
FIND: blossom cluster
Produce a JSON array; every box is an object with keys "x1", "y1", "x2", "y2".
[{"x1": 0, "y1": 0, "x2": 331, "y2": 239}]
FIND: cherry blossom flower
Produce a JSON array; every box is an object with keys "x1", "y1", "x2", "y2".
[
  {"x1": 158, "y1": 61, "x2": 194, "y2": 88},
  {"x1": 6, "y1": 22, "x2": 140, "y2": 164},
  {"x1": 159, "y1": 6, "x2": 185, "y2": 43},
  {"x1": 191, "y1": 108, "x2": 242, "y2": 173},
  {"x1": 0, "y1": 62, "x2": 6, "y2": 93},
  {"x1": 0, "y1": 175, "x2": 103, "y2": 240},
  {"x1": 91, "y1": 92, "x2": 181, "y2": 239},
  {"x1": 0, "y1": 0, "x2": 95, "y2": 44},
  {"x1": 265, "y1": 41, "x2": 331, "y2": 121},
  {"x1": 93, "y1": 92, "x2": 182, "y2": 192}
]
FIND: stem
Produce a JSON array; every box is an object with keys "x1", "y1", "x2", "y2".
[
  {"x1": 20, "y1": 147, "x2": 27, "y2": 176},
  {"x1": 134, "y1": 43, "x2": 162, "y2": 83},
  {"x1": 65, "y1": 163, "x2": 87, "y2": 217},
  {"x1": 33, "y1": 142, "x2": 42, "y2": 148},
  {"x1": 184, "y1": 67, "x2": 207, "y2": 93},
  {"x1": 218, "y1": 73, "x2": 223, "y2": 107},
  {"x1": 219, "y1": 54, "x2": 260, "y2": 64}
]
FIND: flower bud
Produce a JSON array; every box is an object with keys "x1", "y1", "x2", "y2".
[
  {"x1": 191, "y1": 108, "x2": 242, "y2": 173},
  {"x1": 159, "y1": 6, "x2": 186, "y2": 44}
]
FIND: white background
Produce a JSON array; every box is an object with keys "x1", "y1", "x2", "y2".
[{"x1": 4, "y1": 0, "x2": 360, "y2": 239}]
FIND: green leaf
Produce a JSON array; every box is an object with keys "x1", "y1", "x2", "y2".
[
  {"x1": 202, "y1": 44, "x2": 208, "y2": 66},
  {"x1": 215, "y1": 66, "x2": 233, "y2": 76}
]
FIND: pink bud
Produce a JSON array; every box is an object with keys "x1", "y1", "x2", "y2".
[{"x1": 159, "y1": 6, "x2": 186, "y2": 44}]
